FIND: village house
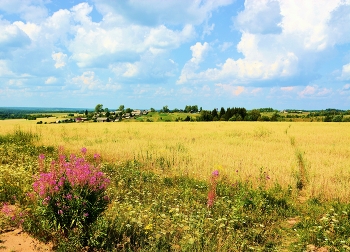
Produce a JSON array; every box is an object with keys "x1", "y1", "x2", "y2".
[{"x1": 96, "y1": 117, "x2": 108, "y2": 122}]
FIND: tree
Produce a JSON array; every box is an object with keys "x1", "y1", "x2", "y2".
[
  {"x1": 219, "y1": 107, "x2": 226, "y2": 119},
  {"x1": 199, "y1": 110, "x2": 213, "y2": 121},
  {"x1": 212, "y1": 109, "x2": 218, "y2": 118},
  {"x1": 162, "y1": 105, "x2": 170, "y2": 113},
  {"x1": 95, "y1": 104, "x2": 103, "y2": 113},
  {"x1": 191, "y1": 105, "x2": 198, "y2": 113},
  {"x1": 118, "y1": 105, "x2": 125, "y2": 112},
  {"x1": 247, "y1": 109, "x2": 261, "y2": 121},
  {"x1": 85, "y1": 110, "x2": 88, "y2": 116}
]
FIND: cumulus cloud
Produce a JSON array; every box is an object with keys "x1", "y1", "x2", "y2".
[
  {"x1": 177, "y1": 42, "x2": 210, "y2": 84},
  {"x1": 340, "y1": 63, "x2": 350, "y2": 80},
  {"x1": 178, "y1": 0, "x2": 350, "y2": 87},
  {"x1": 0, "y1": 0, "x2": 48, "y2": 22},
  {"x1": 71, "y1": 71, "x2": 121, "y2": 91},
  {"x1": 52, "y1": 52, "x2": 67, "y2": 68},
  {"x1": 215, "y1": 83, "x2": 245, "y2": 96},
  {"x1": 298, "y1": 85, "x2": 332, "y2": 97},
  {"x1": 234, "y1": 0, "x2": 282, "y2": 34},
  {"x1": 0, "y1": 21, "x2": 31, "y2": 49}
]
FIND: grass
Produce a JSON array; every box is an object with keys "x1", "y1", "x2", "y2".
[
  {"x1": 1, "y1": 128, "x2": 350, "y2": 250},
  {"x1": 1, "y1": 120, "x2": 348, "y2": 200}
]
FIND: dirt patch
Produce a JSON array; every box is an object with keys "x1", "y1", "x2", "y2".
[{"x1": 0, "y1": 228, "x2": 52, "y2": 252}]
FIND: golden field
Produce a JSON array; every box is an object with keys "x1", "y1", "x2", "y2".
[{"x1": 1, "y1": 118, "x2": 349, "y2": 201}]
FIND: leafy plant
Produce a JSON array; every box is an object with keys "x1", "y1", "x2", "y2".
[{"x1": 25, "y1": 147, "x2": 110, "y2": 249}]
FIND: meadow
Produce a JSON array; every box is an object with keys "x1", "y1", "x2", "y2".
[
  {"x1": 1, "y1": 118, "x2": 350, "y2": 251},
  {"x1": 1, "y1": 118, "x2": 349, "y2": 200}
]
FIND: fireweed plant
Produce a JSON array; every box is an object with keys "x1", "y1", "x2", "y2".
[
  {"x1": 207, "y1": 170, "x2": 219, "y2": 208},
  {"x1": 29, "y1": 147, "x2": 110, "y2": 240}
]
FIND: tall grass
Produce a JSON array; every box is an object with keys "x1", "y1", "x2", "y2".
[
  {"x1": 1, "y1": 125, "x2": 350, "y2": 250},
  {"x1": 1, "y1": 121, "x2": 350, "y2": 200}
]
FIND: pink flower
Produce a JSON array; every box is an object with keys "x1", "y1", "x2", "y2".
[
  {"x1": 212, "y1": 170, "x2": 219, "y2": 177},
  {"x1": 39, "y1": 154, "x2": 45, "y2": 160},
  {"x1": 58, "y1": 210, "x2": 63, "y2": 215},
  {"x1": 81, "y1": 147, "x2": 87, "y2": 155}
]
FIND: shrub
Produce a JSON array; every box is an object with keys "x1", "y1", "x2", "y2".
[{"x1": 25, "y1": 147, "x2": 110, "y2": 249}]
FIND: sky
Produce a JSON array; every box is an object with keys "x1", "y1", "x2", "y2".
[{"x1": 0, "y1": 0, "x2": 350, "y2": 110}]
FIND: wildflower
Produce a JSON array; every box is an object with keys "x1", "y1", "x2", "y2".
[
  {"x1": 83, "y1": 213, "x2": 89, "y2": 217},
  {"x1": 207, "y1": 190, "x2": 216, "y2": 208},
  {"x1": 212, "y1": 170, "x2": 219, "y2": 177},
  {"x1": 38, "y1": 154, "x2": 45, "y2": 172},
  {"x1": 1, "y1": 202, "x2": 12, "y2": 216},
  {"x1": 207, "y1": 170, "x2": 219, "y2": 208},
  {"x1": 58, "y1": 210, "x2": 63, "y2": 215},
  {"x1": 81, "y1": 147, "x2": 87, "y2": 155}
]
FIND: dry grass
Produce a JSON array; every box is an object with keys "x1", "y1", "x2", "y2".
[{"x1": 1, "y1": 118, "x2": 349, "y2": 200}]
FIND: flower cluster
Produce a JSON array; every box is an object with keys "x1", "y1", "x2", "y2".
[
  {"x1": 207, "y1": 170, "x2": 219, "y2": 208},
  {"x1": 31, "y1": 147, "x2": 110, "y2": 232},
  {"x1": 33, "y1": 148, "x2": 109, "y2": 198}
]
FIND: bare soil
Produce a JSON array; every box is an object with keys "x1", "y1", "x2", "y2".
[{"x1": 0, "y1": 228, "x2": 52, "y2": 252}]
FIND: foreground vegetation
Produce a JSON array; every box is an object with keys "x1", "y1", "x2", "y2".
[
  {"x1": 0, "y1": 130, "x2": 349, "y2": 251},
  {"x1": 0, "y1": 120, "x2": 350, "y2": 251}
]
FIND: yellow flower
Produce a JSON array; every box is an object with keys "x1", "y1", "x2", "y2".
[{"x1": 145, "y1": 223, "x2": 153, "y2": 230}]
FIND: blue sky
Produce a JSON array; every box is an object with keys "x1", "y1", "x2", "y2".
[{"x1": 0, "y1": 0, "x2": 350, "y2": 110}]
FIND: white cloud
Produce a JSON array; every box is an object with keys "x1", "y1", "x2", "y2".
[
  {"x1": 281, "y1": 86, "x2": 295, "y2": 92},
  {"x1": 202, "y1": 22, "x2": 215, "y2": 38},
  {"x1": 45, "y1": 76, "x2": 57, "y2": 84},
  {"x1": 234, "y1": 0, "x2": 282, "y2": 34},
  {"x1": 0, "y1": 0, "x2": 48, "y2": 22},
  {"x1": 0, "y1": 60, "x2": 14, "y2": 77},
  {"x1": 298, "y1": 85, "x2": 332, "y2": 97},
  {"x1": 251, "y1": 88, "x2": 262, "y2": 94},
  {"x1": 215, "y1": 83, "x2": 245, "y2": 96},
  {"x1": 0, "y1": 21, "x2": 31, "y2": 48},
  {"x1": 178, "y1": 0, "x2": 350, "y2": 86},
  {"x1": 71, "y1": 71, "x2": 100, "y2": 90},
  {"x1": 177, "y1": 42, "x2": 210, "y2": 84},
  {"x1": 71, "y1": 71, "x2": 121, "y2": 91},
  {"x1": 219, "y1": 42, "x2": 233, "y2": 51},
  {"x1": 52, "y1": 52, "x2": 67, "y2": 68},
  {"x1": 340, "y1": 63, "x2": 350, "y2": 80}
]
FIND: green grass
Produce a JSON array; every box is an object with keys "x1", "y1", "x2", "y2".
[{"x1": 135, "y1": 112, "x2": 200, "y2": 122}]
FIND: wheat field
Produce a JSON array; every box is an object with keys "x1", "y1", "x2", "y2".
[{"x1": 1, "y1": 118, "x2": 349, "y2": 200}]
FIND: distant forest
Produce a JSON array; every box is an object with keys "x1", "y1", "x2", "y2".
[
  {"x1": 1, "y1": 106, "x2": 349, "y2": 122},
  {"x1": 0, "y1": 107, "x2": 84, "y2": 120}
]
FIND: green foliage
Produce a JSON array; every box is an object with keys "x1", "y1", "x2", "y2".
[
  {"x1": 25, "y1": 148, "x2": 110, "y2": 250},
  {"x1": 95, "y1": 104, "x2": 103, "y2": 113},
  {"x1": 92, "y1": 162, "x2": 294, "y2": 251},
  {"x1": 2, "y1": 130, "x2": 350, "y2": 250}
]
